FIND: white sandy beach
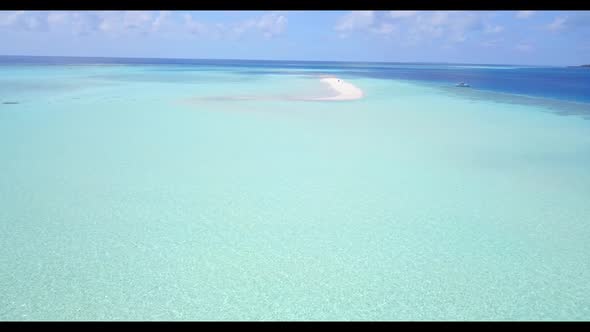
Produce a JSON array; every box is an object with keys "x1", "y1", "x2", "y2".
[
  {"x1": 186, "y1": 76, "x2": 364, "y2": 103},
  {"x1": 313, "y1": 77, "x2": 364, "y2": 101}
]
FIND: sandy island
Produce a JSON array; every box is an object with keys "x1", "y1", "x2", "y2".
[
  {"x1": 311, "y1": 77, "x2": 364, "y2": 101},
  {"x1": 185, "y1": 76, "x2": 364, "y2": 103}
]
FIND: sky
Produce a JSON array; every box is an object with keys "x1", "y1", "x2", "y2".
[{"x1": 0, "y1": 10, "x2": 588, "y2": 66}]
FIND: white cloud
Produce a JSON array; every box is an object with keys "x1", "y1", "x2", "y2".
[
  {"x1": 96, "y1": 12, "x2": 119, "y2": 33},
  {"x1": 547, "y1": 16, "x2": 568, "y2": 31},
  {"x1": 484, "y1": 24, "x2": 504, "y2": 34},
  {"x1": 414, "y1": 12, "x2": 484, "y2": 43},
  {"x1": 186, "y1": 12, "x2": 288, "y2": 39},
  {"x1": 480, "y1": 38, "x2": 504, "y2": 48},
  {"x1": 516, "y1": 11, "x2": 535, "y2": 19},
  {"x1": 123, "y1": 11, "x2": 154, "y2": 31},
  {"x1": 0, "y1": 11, "x2": 173, "y2": 36},
  {"x1": 515, "y1": 43, "x2": 533, "y2": 52},
  {"x1": 334, "y1": 11, "x2": 490, "y2": 45},
  {"x1": 371, "y1": 23, "x2": 396, "y2": 34},
  {"x1": 70, "y1": 12, "x2": 102, "y2": 36},
  {"x1": 0, "y1": 11, "x2": 101, "y2": 35},
  {"x1": 47, "y1": 11, "x2": 69, "y2": 26},
  {"x1": 429, "y1": 11, "x2": 450, "y2": 26},
  {"x1": 151, "y1": 11, "x2": 170, "y2": 32},
  {"x1": 0, "y1": 11, "x2": 48, "y2": 31},
  {"x1": 249, "y1": 12, "x2": 288, "y2": 38},
  {"x1": 335, "y1": 11, "x2": 374, "y2": 31},
  {"x1": 545, "y1": 12, "x2": 590, "y2": 33},
  {"x1": 184, "y1": 14, "x2": 211, "y2": 36},
  {"x1": 389, "y1": 11, "x2": 417, "y2": 19},
  {"x1": 23, "y1": 15, "x2": 44, "y2": 30},
  {"x1": 93, "y1": 11, "x2": 161, "y2": 35},
  {"x1": 0, "y1": 11, "x2": 25, "y2": 27}
]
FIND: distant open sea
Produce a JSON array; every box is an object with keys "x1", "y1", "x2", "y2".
[{"x1": 1, "y1": 55, "x2": 589, "y2": 320}]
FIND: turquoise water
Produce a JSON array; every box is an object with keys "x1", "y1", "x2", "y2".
[{"x1": 1, "y1": 60, "x2": 590, "y2": 320}]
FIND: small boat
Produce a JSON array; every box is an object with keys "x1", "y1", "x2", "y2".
[{"x1": 456, "y1": 82, "x2": 470, "y2": 87}]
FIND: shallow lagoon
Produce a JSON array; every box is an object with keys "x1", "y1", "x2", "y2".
[{"x1": 1, "y1": 58, "x2": 590, "y2": 320}]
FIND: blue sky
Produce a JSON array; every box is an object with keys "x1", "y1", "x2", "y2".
[{"x1": 0, "y1": 11, "x2": 588, "y2": 65}]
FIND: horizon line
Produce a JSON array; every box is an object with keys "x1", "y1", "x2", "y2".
[{"x1": 0, "y1": 54, "x2": 565, "y2": 68}]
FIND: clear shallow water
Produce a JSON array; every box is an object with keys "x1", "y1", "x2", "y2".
[{"x1": 1, "y1": 56, "x2": 590, "y2": 320}]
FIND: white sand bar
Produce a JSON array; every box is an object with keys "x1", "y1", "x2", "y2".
[{"x1": 313, "y1": 77, "x2": 364, "y2": 101}]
